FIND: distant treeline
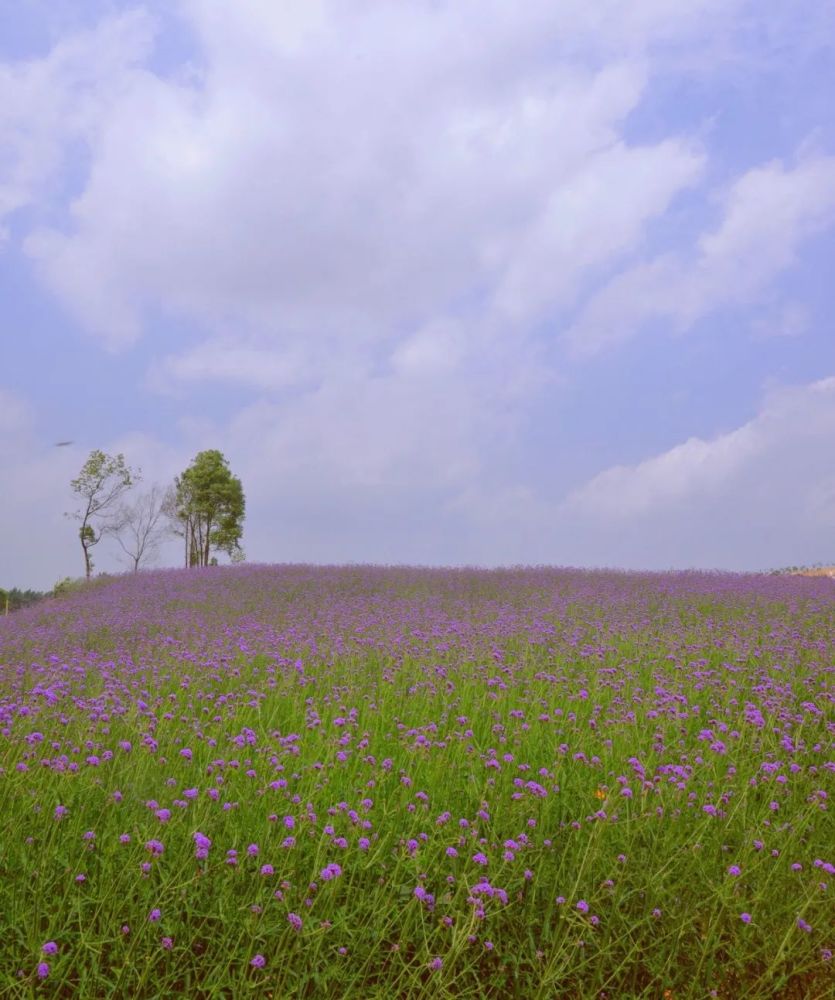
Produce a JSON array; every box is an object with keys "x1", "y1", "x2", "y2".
[{"x1": 0, "y1": 587, "x2": 48, "y2": 614}]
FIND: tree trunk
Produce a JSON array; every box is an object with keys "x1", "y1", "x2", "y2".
[
  {"x1": 203, "y1": 517, "x2": 212, "y2": 567},
  {"x1": 81, "y1": 527, "x2": 92, "y2": 579}
]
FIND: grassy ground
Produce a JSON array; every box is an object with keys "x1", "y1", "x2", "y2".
[{"x1": 0, "y1": 565, "x2": 832, "y2": 998}]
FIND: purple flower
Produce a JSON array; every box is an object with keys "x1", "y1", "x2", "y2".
[
  {"x1": 576, "y1": 900, "x2": 589, "y2": 913},
  {"x1": 145, "y1": 839, "x2": 164, "y2": 856},
  {"x1": 193, "y1": 831, "x2": 212, "y2": 859},
  {"x1": 288, "y1": 912, "x2": 303, "y2": 932},
  {"x1": 161, "y1": 936, "x2": 174, "y2": 950},
  {"x1": 797, "y1": 917, "x2": 812, "y2": 933},
  {"x1": 740, "y1": 912, "x2": 752, "y2": 924},
  {"x1": 54, "y1": 805, "x2": 67, "y2": 820},
  {"x1": 727, "y1": 865, "x2": 741, "y2": 877},
  {"x1": 149, "y1": 908, "x2": 161, "y2": 922},
  {"x1": 41, "y1": 942, "x2": 58, "y2": 956},
  {"x1": 428, "y1": 957, "x2": 443, "y2": 971},
  {"x1": 36, "y1": 962, "x2": 49, "y2": 980},
  {"x1": 472, "y1": 852, "x2": 488, "y2": 866},
  {"x1": 320, "y1": 862, "x2": 342, "y2": 881},
  {"x1": 247, "y1": 843, "x2": 259, "y2": 857},
  {"x1": 260, "y1": 864, "x2": 274, "y2": 877},
  {"x1": 250, "y1": 954, "x2": 266, "y2": 968}
]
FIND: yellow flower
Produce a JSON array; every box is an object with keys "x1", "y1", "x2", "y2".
[{"x1": 594, "y1": 788, "x2": 606, "y2": 800}]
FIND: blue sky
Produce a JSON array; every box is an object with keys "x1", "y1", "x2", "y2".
[{"x1": 2, "y1": 0, "x2": 835, "y2": 589}]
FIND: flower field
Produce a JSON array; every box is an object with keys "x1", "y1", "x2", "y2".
[{"x1": 0, "y1": 565, "x2": 832, "y2": 998}]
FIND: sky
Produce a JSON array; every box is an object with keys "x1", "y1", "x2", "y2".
[{"x1": 2, "y1": 0, "x2": 835, "y2": 590}]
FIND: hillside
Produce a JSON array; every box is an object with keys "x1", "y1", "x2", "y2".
[{"x1": 1, "y1": 565, "x2": 832, "y2": 998}]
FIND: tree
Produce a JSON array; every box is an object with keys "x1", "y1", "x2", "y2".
[
  {"x1": 68, "y1": 450, "x2": 139, "y2": 578},
  {"x1": 113, "y1": 484, "x2": 173, "y2": 572},
  {"x1": 0, "y1": 587, "x2": 46, "y2": 613},
  {"x1": 170, "y1": 450, "x2": 245, "y2": 567}
]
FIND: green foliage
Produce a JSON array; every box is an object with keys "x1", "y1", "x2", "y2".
[
  {"x1": 68, "y1": 450, "x2": 139, "y2": 578},
  {"x1": 52, "y1": 577, "x2": 85, "y2": 598},
  {"x1": 172, "y1": 450, "x2": 245, "y2": 567},
  {"x1": 0, "y1": 587, "x2": 46, "y2": 613}
]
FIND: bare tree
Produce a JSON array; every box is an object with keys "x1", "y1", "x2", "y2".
[{"x1": 113, "y1": 484, "x2": 173, "y2": 572}]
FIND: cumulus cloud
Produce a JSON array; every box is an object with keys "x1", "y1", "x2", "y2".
[
  {"x1": 3, "y1": 1, "x2": 835, "y2": 583},
  {"x1": 566, "y1": 155, "x2": 835, "y2": 355},
  {"x1": 555, "y1": 378, "x2": 835, "y2": 568},
  {"x1": 0, "y1": 10, "x2": 154, "y2": 224},
  {"x1": 15, "y1": 0, "x2": 724, "y2": 359}
]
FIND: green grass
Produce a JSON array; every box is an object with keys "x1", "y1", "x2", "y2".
[{"x1": 0, "y1": 566, "x2": 832, "y2": 998}]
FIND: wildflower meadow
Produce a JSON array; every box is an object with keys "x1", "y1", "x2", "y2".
[{"x1": 0, "y1": 565, "x2": 832, "y2": 998}]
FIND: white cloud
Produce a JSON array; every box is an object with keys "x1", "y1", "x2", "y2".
[
  {"x1": 552, "y1": 377, "x2": 835, "y2": 568},
  {"x1": 390, "y1": 320, "x2": 468, "y2": 377},
  {"x1": 148, "y1": 340, "x2": 316, "y2": 393},
  {"x1": 564, "y1": 424, "x2": 763, "y2": 519},
  {"x1": 567, "y1": 155, "x2": 835, "y2": 354},
  {"x1": 0, "y1": 10, "x2": 154, "y2": 223},
  {"x1": 12, "y1": 0, "x2": 731, "y2": 358},
  {"x1": 5, "y1": 1, "x2": 835, "y2": 583}
]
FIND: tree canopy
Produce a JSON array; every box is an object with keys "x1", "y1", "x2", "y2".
[{"x1": 171, "y1": 450, "x2": 245, "y2": 567}]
